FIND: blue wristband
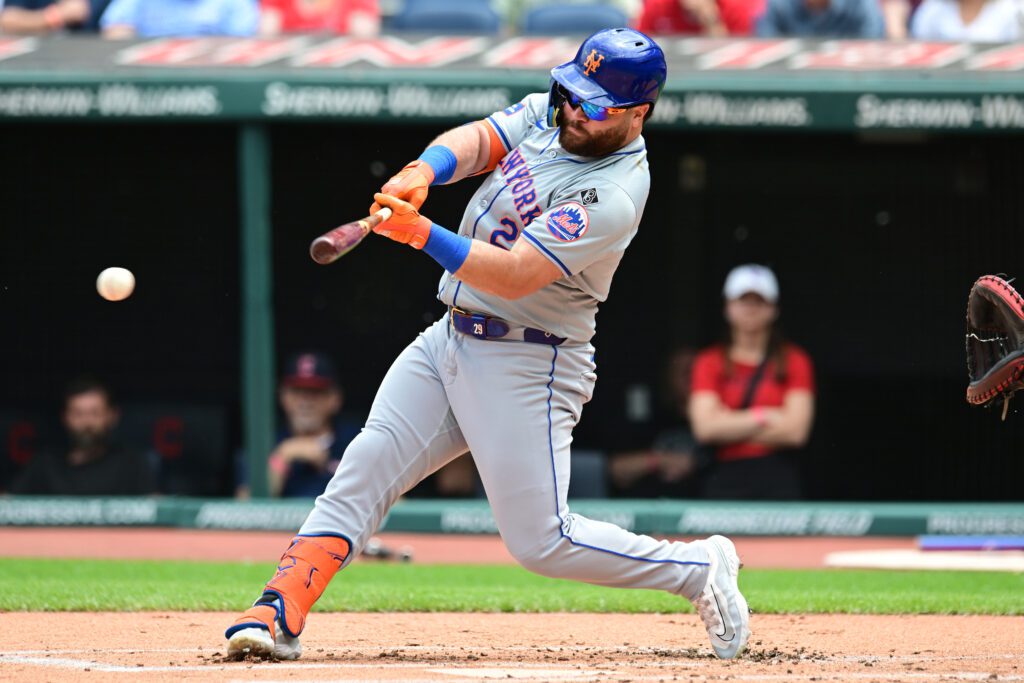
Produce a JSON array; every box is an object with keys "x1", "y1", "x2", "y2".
[
  {"x1": 418, "y1": 146, "x2": 457, "y2": 185},
  {"x1": 423, "y1": 223, "x2": 471, "y2": 273}
]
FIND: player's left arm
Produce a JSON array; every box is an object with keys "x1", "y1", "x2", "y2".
[
  {"x1": 370, "y1": 193, "x2": 560, "y2": 299},
  {"x1": 456, "y1": 238, "x2": 563, "y2": 299}
]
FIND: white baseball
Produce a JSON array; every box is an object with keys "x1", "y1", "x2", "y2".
[{"x1": 96, "y1": 267, "x2": 136, "y2": 302}]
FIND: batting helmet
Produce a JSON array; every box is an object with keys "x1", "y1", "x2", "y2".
[{"x1": 549, "y1": 28, "x2": 667, "y2": 114}]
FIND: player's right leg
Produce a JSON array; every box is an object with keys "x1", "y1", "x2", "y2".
[
  {"x1": 226, "y1": 319, "x2": 468, "y2": 659},
  {"x1": 448, "y1": 339, "x2": 749, "y2": 658}
]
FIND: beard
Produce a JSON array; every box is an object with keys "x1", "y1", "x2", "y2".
[
  {"x1": 69, "y1": 428, "x2": 109, "y2": 451},
  {"x1": 558, "y1": 119, "x2": 631, "y2": 157}
]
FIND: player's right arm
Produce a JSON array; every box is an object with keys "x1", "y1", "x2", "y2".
[
  {"x1": 370, "y1": 122, "x2": 497, "y2": 207},
  {"x1": 370, "y1": 94, "x2": 546, "y2": 213}
]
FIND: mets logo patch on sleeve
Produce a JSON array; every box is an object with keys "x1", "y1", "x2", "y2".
[{"x1": 546, "y1": 203, "x2": 589, "y2": 242}]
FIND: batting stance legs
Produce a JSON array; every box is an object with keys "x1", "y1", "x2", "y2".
[{"x1": 227, "y1": 318, "x2": 750, "y2": 660}]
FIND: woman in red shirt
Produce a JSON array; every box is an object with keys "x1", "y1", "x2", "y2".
[
  {"x1": 688, "y1": 264, "x2": 815, "y2": 499},
  {"x1": 636, "y1": 0, "x2": 766, "y2": 36}
]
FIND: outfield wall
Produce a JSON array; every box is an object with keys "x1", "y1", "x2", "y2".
[{"x1": 2, "y1": 497, "x2": 1023, "y2": 536}]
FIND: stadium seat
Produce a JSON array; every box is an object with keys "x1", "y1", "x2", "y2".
[
  {"x1": 0, "y1": 412, "x2": 46, "y2": 492},
  {"x1": 119, "y1": 403, "x2": 229, "y2": 497},
  {"x1": 568, "y1": 449, "x2": 608, "y2": 499},
  {"x1": 520, "y1": 4, "x2": 630, "y2": 36},
  {"x1": 388, "y1": 0, "x2": 503, "y2": 35}
]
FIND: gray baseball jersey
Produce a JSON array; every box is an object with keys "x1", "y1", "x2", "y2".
[
  {"x1": 297, "y1": 92, "x2": 714, "y2": 633},
  {"x1": 437, "y1": 92, "x2": 650, "y2": 343}
]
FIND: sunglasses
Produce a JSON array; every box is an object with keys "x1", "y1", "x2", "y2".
[{"x1": 550, "y1": 83, "x2": 629, "y2": 122}]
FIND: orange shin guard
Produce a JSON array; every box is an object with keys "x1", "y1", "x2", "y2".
[
  {"x1": 235, "y1": 534, "x2": 350, "y2": 639},
  {"x1": 268, "y1": 535, "x2": 350, "y2": 636}
]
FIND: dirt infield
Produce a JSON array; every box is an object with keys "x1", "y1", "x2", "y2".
[
  {"x1": 1, "y1": 612, "x2": 1022, "y2": 682},
  {"x1": 3, "y1": 529, "x2": 1019, "y2": 681}
]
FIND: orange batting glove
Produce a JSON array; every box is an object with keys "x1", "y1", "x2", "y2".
[
  {"x1": 372, "y1": 193, "x2": 432, "y2": 250},
  {"x1": 369, "y1": 160, "x2": 434, "y2": 214}
]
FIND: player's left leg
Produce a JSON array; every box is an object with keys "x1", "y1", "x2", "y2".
[
  {"x1": 227, "y1": 318, "x2": 469, "y2": 659},
  {"x1": 446, "y1": 337, "x2": 749, "y2": 658}
]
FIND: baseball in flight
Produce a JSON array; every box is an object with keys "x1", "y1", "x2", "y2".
[{"x1": 96, "y1": 267, "x2": 136, "y2": 302}]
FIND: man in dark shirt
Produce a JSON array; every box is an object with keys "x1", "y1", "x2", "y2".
[{"x1": 10, "y1": 377, "x2": 155, "y2": 495}]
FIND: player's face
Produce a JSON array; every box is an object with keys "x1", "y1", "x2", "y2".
[
  {"x1": 558, "y1": 98, "x2": 647, "y2": 157},
  {"x1": 63, "y1": 390, "x2": 119, "y2": 448},
  {"x1": 725, "y1": 293, "x2": 778, "y2": 333},
  {"x1": 280, "y1": 385, "x2": 341, "y2": 434}
]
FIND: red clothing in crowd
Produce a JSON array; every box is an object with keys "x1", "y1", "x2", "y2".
[
  {"x1": 691, "y1": 344, "x2": 815, "y2": 462},
  {"x1": 261, "y1": 0, "x2": 378, "y2": 33},
  {"x1": 636, "y1": 0, "x2": 765, "y2": 35}
]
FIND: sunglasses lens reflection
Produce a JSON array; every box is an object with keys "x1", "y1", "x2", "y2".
[{"x1": 553, "y1": 83, "x2": 629, "y2": 121}]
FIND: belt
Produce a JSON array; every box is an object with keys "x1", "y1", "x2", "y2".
[{"x1": 449, "y1": 306, "x2": 565, "y2": 346}]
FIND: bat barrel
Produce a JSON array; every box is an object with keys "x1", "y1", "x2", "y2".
[{"x1": 309, "y1": 207, "x2": 392, "y2": 265}]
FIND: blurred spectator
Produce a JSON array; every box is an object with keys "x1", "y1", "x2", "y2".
[
  {"x1": 0, "y1": 0, "x2": 110, "y2": 34},
  {"x1": 688, "y1": 265, "x2": 815, "y2": 500},
  {"x1": 609, "y1": 347, "x2": 702, "y2": 498},
  {"x1": 265, "y1": 352, "x2": 361, "y2": 498},
  {"x1": 100, "y1": 0, "x2": 259, "y2": 38},
  {"x1": 909, "y1": 0, "x2": 1021, "y2": 41},
  {"x1": 495, "y1": 0, "x2": 640, "y2": 32},
  {"x1": 260, "y1": 0, "x2": 379, "y2": 36},
  {"x1": 636, "y1": 0, "x2": 764, "y2": 36},
  {"x1": 755, "y1": 0, "x2": 885, "y2": 36},
  {"x1": 9, "y1": 377, "x2": 156, "y2": 496},
  {"x1": 881, "y1": 0, "x2": 921, "y2": 38}
]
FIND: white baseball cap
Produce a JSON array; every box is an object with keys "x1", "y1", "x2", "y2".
[{"x1": 722, "y1": 264, "x2": 779, "y2": 303}]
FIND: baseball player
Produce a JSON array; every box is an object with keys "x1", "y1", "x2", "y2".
[{"x1": 226, "y1": 28, "x2": 750, "y2": 661}]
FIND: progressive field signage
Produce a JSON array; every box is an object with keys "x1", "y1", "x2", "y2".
[{"x1": 3, "y1": 497, "x2": 1024, "y2": 536}]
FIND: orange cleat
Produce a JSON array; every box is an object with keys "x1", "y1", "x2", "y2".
[{"x1": 225, "y1": 534, "x2": 350, "y2": 660}]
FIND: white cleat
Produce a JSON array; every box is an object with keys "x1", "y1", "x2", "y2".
[
  {"x1": 692, "y1": 535, "x2": 751, "y2": 659},
  {"x1": 226, "y1": 621, "x2": 302, "y2": 661}
]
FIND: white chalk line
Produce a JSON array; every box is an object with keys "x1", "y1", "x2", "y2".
[
  {"x1": 2, "y1": 649, "x2": 1024, "y2": 681},
  {"x1": 3, "y1": 656, "x2": 1023, "y2": 681}
]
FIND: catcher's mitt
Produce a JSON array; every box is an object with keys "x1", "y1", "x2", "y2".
[{"x1": 966, "y1": 274, "x2": 1024, "y2": 417}]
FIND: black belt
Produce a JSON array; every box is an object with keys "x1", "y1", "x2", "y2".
[{"x1": 449, "y1": 307, "x2": 565, "y2": 346}]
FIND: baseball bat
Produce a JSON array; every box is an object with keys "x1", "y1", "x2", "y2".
[{"x1": 309, "y1": 207, "x2": 393, "y2": 265}]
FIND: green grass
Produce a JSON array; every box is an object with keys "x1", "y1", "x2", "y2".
[{"x1": 1, "y1": 558, "x2": 1021, "y2": 614}]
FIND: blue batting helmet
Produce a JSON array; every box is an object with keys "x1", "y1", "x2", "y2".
[{"x1": 550, "y1": 28, "x2": 667, "y2": 111}]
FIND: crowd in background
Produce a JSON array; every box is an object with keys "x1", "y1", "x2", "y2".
[
  {"x1": 1, "y1": 264, "x2": 818, "y2": 502},
  {"x1": 0, "y1": 0, "x2": 1012, "y2": 500},
  {"x1": 0, "y1": 0, "x2": 1021, "y2": 42}
]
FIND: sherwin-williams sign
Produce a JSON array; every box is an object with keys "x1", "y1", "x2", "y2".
[{"x1": 0, "y1": 36, "x2": 1021, "y2": 130}]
